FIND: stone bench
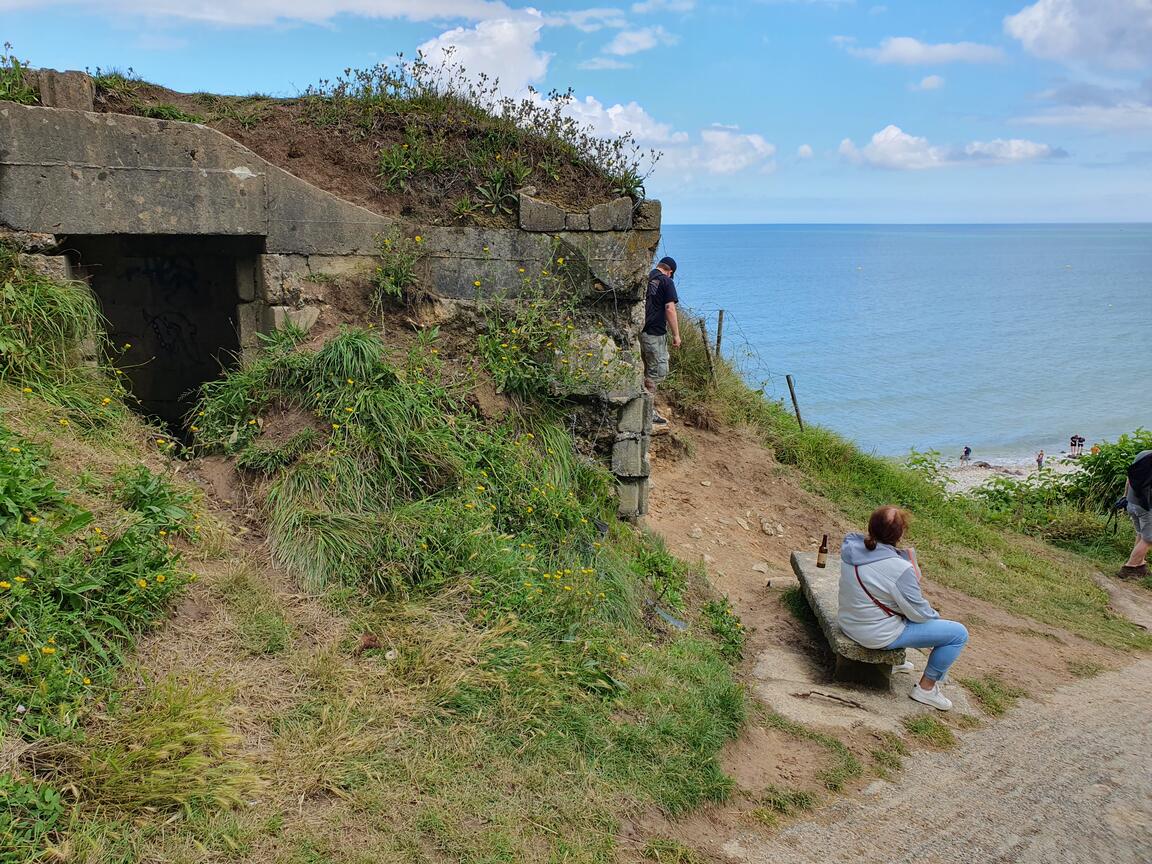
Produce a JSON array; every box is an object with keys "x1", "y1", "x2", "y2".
[{"x1": 790, "y1": 551, "x2": 905, "y2": 686}]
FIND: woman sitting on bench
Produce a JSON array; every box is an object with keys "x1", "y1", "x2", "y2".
[{"x1": 837, "y1": 505, "x2": 968, "y2": 711}]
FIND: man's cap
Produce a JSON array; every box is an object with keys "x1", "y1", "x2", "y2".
[{"x1": 657, "y1": 256, "x2": 677, "y2": 274}]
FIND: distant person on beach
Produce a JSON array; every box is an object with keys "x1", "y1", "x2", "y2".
[
  {"x1": 1119, "y1": 450, "x2": 1152, "y2": 580},
  {"x1": 837, "y1": 506, "x2": 968, "y2": 711},
  {"x1": 960, "y1": 445, "x2": 972, "y2": 464},
  {"x1": 640, "y1": 256, "x2": 681, "y2": 430},
  {"x1": 1036, "y1": 450, "x2": 1045, "y2": 470},
  {"x1": 1069, "y1": 434, "x2": 1077, "y2": 456}
]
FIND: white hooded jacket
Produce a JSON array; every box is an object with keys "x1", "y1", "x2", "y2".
[{"x1": 837, "y1": 532, "x2": 939, "y2": 649}]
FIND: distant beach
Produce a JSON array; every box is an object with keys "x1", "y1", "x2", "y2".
[{"x1": 945, "y1": 457, "x2": 1082, "y2": 495}]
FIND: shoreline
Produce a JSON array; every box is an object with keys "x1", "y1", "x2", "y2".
[{"x1": 944, "y1": 458, "x2": 1082, "y2": 495}]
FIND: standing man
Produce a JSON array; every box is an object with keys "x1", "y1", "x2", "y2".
[
  {"x1": 640, "y1": 256, "x2": 681, "y2": 429},
  {"x1": 1119, "y1": 449, "x2": 1152, "y2": 580}
]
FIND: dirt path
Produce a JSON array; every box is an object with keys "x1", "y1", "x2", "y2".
[
  {"x1": 643, "y1": 422, "x2": 1150, "y2": 861},
  {"x1": 722, "y1": 658, "x2": 1152, "y2": 864}
]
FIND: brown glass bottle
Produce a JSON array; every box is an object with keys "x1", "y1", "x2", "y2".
[{"x1": 816, "y1": 534, "x2": 829, "y2": 568}]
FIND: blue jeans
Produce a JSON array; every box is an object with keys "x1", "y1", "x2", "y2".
[{"x1": 885, "y1": 619, "x2": 969, "y2": 683}]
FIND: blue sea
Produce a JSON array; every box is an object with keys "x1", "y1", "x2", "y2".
[{"x1": 658, "y1": 224, "x2": 1150, "y2": 463}]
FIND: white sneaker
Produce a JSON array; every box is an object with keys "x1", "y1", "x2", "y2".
[
  {"x1": 893, "y1": 661, "x2": 915, "y2": 673},
  {"x1": 910, "y1": 682, "x2": 953, "y2": 711}
]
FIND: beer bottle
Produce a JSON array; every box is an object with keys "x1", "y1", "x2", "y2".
[{"x1": 816, "y1": 534, "x2": 828, "y2": 568}]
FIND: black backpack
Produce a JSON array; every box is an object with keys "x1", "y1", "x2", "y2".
[{"x1": 1128, "y1": 451, "x2": 1152, "y2": 510}]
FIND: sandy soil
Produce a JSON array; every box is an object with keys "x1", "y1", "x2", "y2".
[{"x1": 946, "y1": 459, "x2": 1081, "y2": 495}]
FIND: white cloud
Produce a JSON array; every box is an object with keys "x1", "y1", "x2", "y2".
[
  {"x1": 1019, "y1": 77, "x2": 1152, "y2": 130},
  {"x1": 548, "y1": 7, "x2": 629, "y2": 32},
  {"x1": 1005, "y1": 0, "x2": 1152, "y2": 70},
  {"x1": 563, "y1": 94, "x2": 688, "y2": 144},
  {"x1": 797, "y1": 143, "x2": 814, "y2": 159},
  {"x1": 578, "y1": 57, "x2": 633, "y2": 70},
  {"x1": 418, "y1": 13, "x2": 550, "y2": 96},
  {"x1": 848, "y1": 36, "x2": 1004, "y2": 65},
  {"x1": 695, "y1": 129, "x2": 776, "y2": 174},
  {"x1": 0, "y1": 0, "x2": 516, "y2": 26},
  {"x1": 840, "y1": 124, "x2": 1063, "y2": 169},
  {"x1": 604, "y1": 25, "x2": 678, "y2": 55},
  {"x1": 910, "y1": 74, "x2": 945, "y2": 91},
  {"x1": 632, "y1": 0, "x2": 694, "y2": 12}
]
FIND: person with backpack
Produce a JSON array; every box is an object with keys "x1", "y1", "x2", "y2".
[
  {"x1": 1119, "y1": 449, "x2": 1152, "y2": 580},
  {"x1": 837, "y1": 505, "x2": 969, "y2": 711}
]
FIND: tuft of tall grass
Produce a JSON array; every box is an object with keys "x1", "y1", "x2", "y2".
[{"x1": 36, "y1": 677, "x2": 261, "y2": 815}]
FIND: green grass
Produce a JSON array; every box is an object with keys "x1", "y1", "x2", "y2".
[
  {"x1": 901, "y1": 714, "x2": 957, "y2": 748},
  {"x1": 1, "y1": 43, "x2": 38, "y2": 105},
  {"x1": 765, "y1": 712, "x2": 863, "y2": 792},
  {"x1": 644, "y1": 838, "x2": 706, "y2": 863},
  {"x1": 667, "y1": 313, "x2": 1152, "y2": 653},
  {"x1": 869, "y1": 731, "x2": 910, "y2": 778},
  {"x1": 217, "y1": 565, "x2": 294, "y2": 655},
  {"x1": 1067, "y1": 658, "x2": 1107, "y2": 679},
  {"x1": 750, "y1": 785, "x2": 819, "y2": 828},
  {"x1": 959, "y1": 673, "x2": 1027, "y2": 717}
]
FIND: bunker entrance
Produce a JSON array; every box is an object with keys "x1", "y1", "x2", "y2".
[{"x1": 66, "y1": 235, "x2": 262, "y2": 431}]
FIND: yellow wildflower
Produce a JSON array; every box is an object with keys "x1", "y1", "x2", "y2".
[
  {"x1": 58, "y1": 418, "x2": 69, "y2": 427},
  {"x1": 345, "y1": 407, "x2": 354, "y2": 413},
  {"x1": 414, "y1": 235, "x2": 423, "y2": 243},
  {"x1": 101, "y1": 397, "x2": 112, "y2": 405},
  {"x1": 474, "y1": 280, "x2": 482, "y2": 287},
  {"x1": 137, "y1": 578, "x2": 148, "y2": 589},
  {"x1": 8, "y1": 447, "x2": 19, "y2": 453},
  {"x1": 17, "y1": 654, "x2": 29, "y2": 665},
  {"x1": 41, "y1": 646, "x2": 56, "y2": 655},
  {"x1": 157, "y1": 574, "x2": 166, "y2": 583},
  {"x1": 332, "y1": 423, "x2": 341, "y2": 430},
  {"x1": 0, "y1": 582, "x2": 9, "y2": 590},
  {"x1": 83, "y1": 677, "x2": 91, "y2": 685},
  {"x1": 28, "y1": 516, "x2": 39, "y2": 524},
  {"x1": 347, "y1": 378, "x2": 355, "y2": 384}
]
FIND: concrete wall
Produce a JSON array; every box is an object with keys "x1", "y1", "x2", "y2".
[{"x1": 0, "y1": 85, "x2": 660, "y2": 517}]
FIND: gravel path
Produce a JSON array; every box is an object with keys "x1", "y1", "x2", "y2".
[{"x1": 727, "y1": 658, "x2": 1152, "y2": 864}]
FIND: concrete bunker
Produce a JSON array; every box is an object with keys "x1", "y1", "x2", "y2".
[{"x1": 64, "y1": 235, "x2": 262, "y2": 429}]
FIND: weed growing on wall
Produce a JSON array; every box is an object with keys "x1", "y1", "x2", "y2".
[
  {"x1": 478, "y1": 273, "x2": 628, "y2": 402},
  {"x1": 0, "y1": 43, "x2": 38, "y2": 105},
  {"x1": 372, "y1": 227, "x2": 426, "y2": 308}
]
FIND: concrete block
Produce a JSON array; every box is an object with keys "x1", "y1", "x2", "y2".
[
  {"x1": 18, "y1": 253, "x2": 70, "y2": 282},
  {"x1": 257, "y1": 254, "x2": 309, "y2": 305},
  {"x1": 618, "y1": 395, "x2": 648, "y2": 434},
  {"x1": 617, "y1": 479, "x2": 642, "y2": 518},
  {"x1": 637, "y1": 477, "x2": 650, "y2": 517},
  {"x1": 35, "y1": 70, "x2": 95, "y2": 112},
  {"x1": 519, "y1": 194, "x2": 566, "y2": 233},
  {"x1": 0, "y1": 227, "x2": 57, "y2": 252},
  {"x1": 565, "y1": 212, "x2": 591, "y2": 231},
  {"x1": 588, "y1": 197, "x2": 633, "y2": 232},
  {"x1": 236, "y1": 257, "x2": 257, "y2": 302},
  {"x1": 612, "y1": 434, "x2": 644, "y2": 478},
  {"x1": 236, "y1": 302, "x2": 263, "y2": 350},
  {"x1": 633, "y1": 199, "x2": 662, "y2": 231},
  {"x1": 263, "y1": 304, "x2": 321, "y2": 334}
]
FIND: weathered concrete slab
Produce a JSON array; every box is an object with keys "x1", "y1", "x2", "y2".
[
  {"x1": 31, "y1": 70, "x2": 94, "y2": 112},
  {"x1": 790, "y1": 551, "x2": 906, "y2": 667},
  {"x1": 0, "y1": 103, "x2": 392, "y2": 250}
]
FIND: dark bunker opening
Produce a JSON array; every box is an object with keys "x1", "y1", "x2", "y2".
[{"x1": 64, "y1": 235, "x2": 262, "y2": 430}]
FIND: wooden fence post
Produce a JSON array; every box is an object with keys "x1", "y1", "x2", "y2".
[{"x1": 786, "y1": 374, "x2": 804, "y2": 430}]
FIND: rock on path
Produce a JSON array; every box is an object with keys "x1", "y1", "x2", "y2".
[{"x1": 722, "y1": 659, "x2": 1152, "y2": 864}]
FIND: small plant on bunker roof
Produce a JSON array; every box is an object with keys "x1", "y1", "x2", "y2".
[{"x1": 0, "y1": 43, "x2": 38, "y2": 105}]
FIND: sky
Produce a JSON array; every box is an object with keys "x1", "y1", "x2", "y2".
[{"x1": 3, "y1": 0, "x2": 1151, "y2": 223}]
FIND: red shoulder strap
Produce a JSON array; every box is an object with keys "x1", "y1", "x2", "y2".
[{"x1": 854, "y1": 565, "x2": 903, "y2": 618}]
